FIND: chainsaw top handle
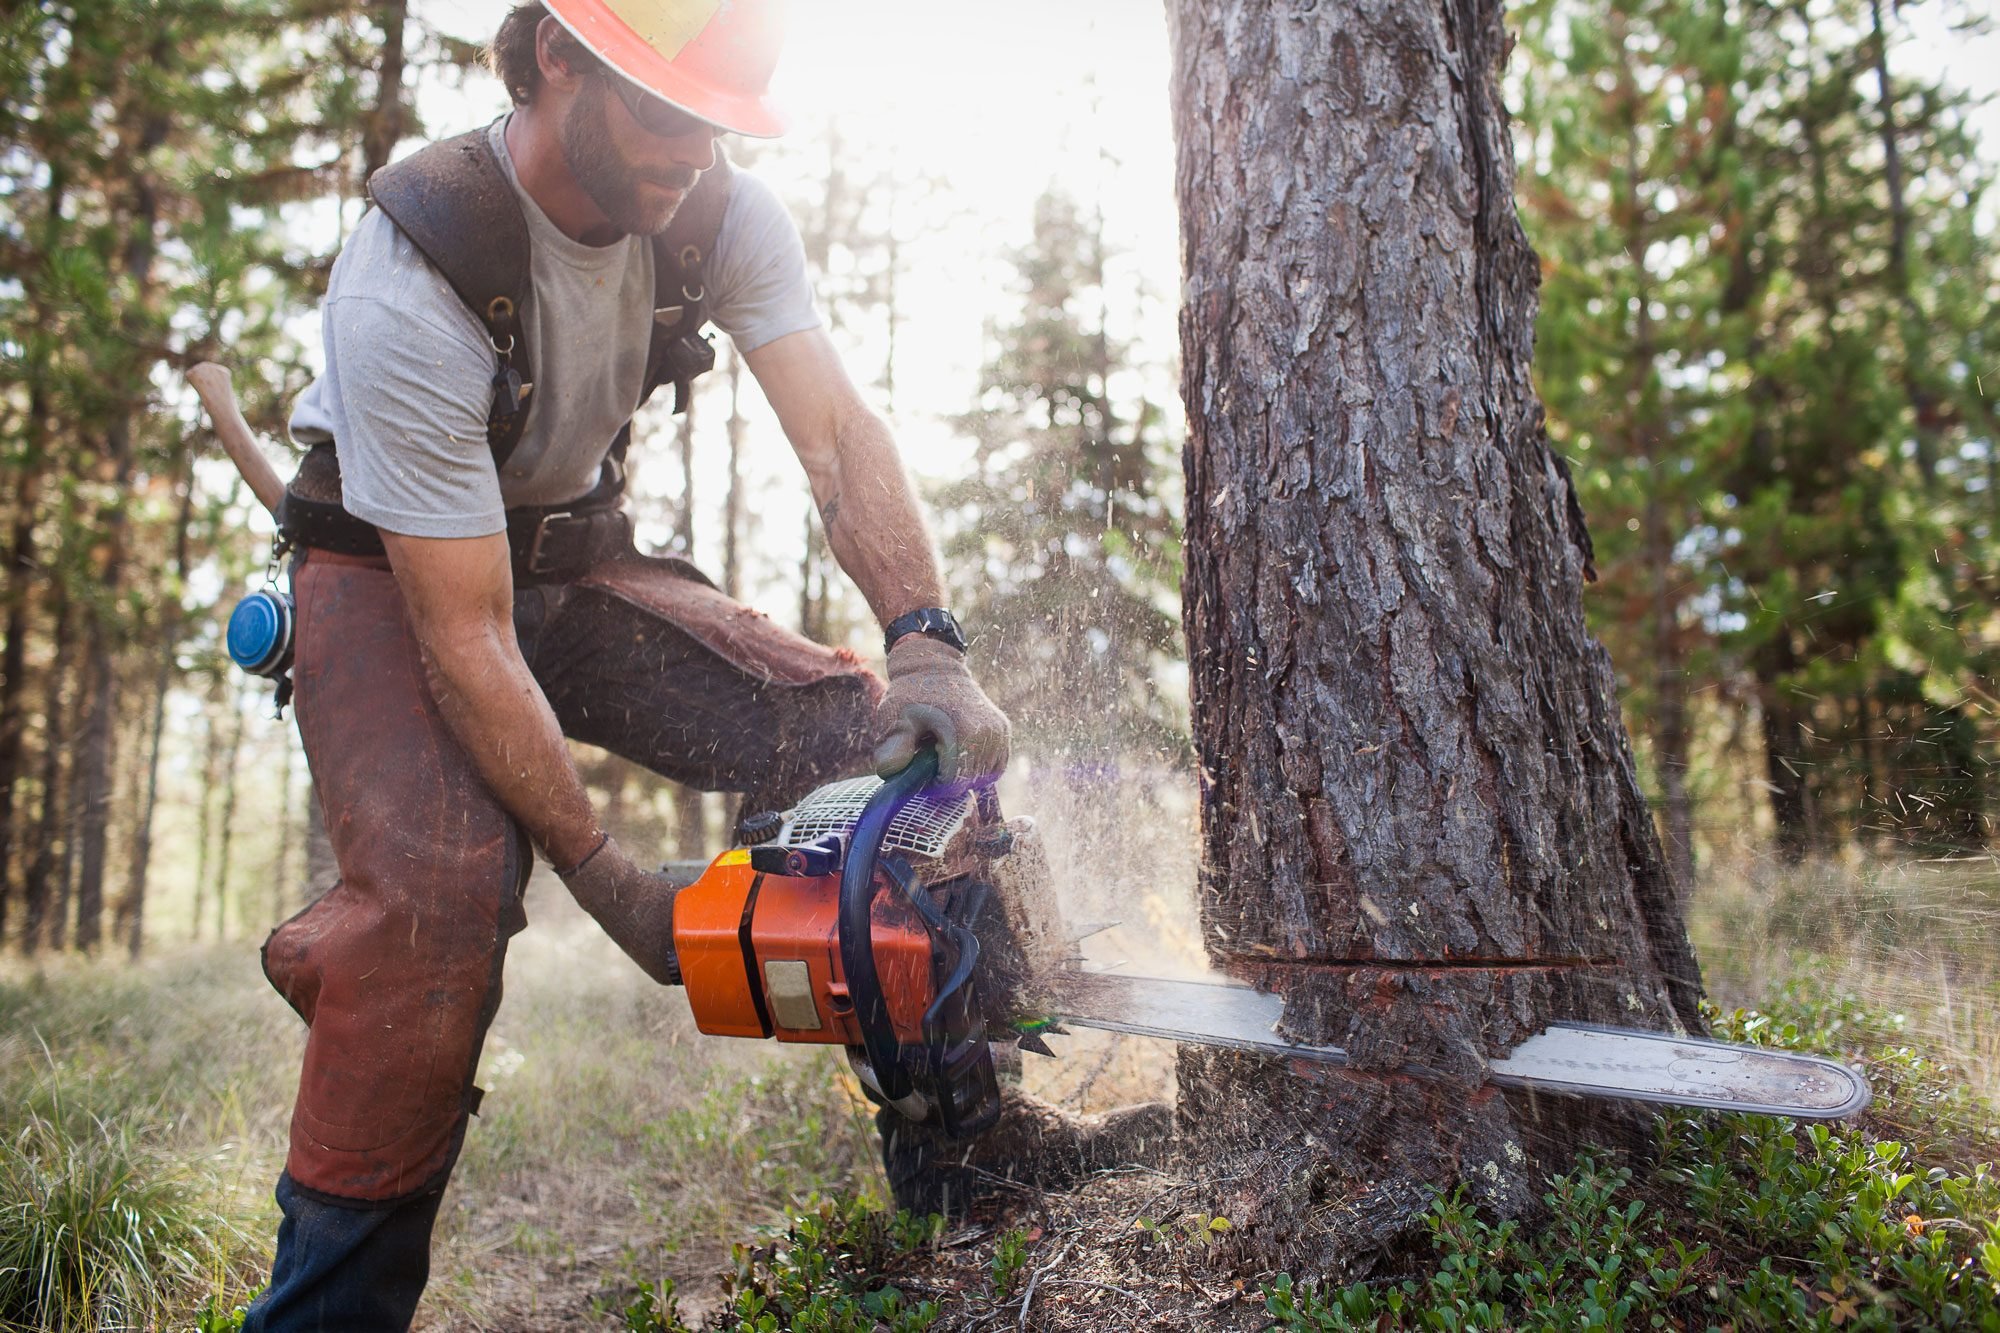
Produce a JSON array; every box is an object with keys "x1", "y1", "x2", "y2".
[{"x1": 837, "y1": 745, "x2": 941, "y2": 1105}]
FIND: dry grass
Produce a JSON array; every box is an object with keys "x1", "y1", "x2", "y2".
[
  {"x1": 6, "y1": 817, "x2": 1995, "y2": 1330},
  {"x1": 0, "y1": 852, "x2": 1191, "y2": 1331},
  {"x1": 1690, "y1": 842, "x2": 2000, "y2": 1104}
]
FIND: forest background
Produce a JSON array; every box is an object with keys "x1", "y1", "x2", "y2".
[
  {"x1": 3, "y1": 0, "x2": 1998, "y2": 962},
  {"x1": 3, "y1": 0, "x2": 2000, "y2": 1324}
]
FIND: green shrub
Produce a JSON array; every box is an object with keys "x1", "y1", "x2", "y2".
[
  {"x1": 1264, "y1": 1163, "x2": 1707, "y2": 1332},
  {"x1": 988, "y1": 1226, "x2": 1030, "y2": 1300},
  {"x1": 1266, "y1": 986, "x2": 2000, "y2": 1332},
  {"x1": 715, "y1": 1198, "x2": 941, "y2": 1333},
  {"x1": 0, "y1": 1110, "x2": 242, "y2": 1333},
  {"x1": 614, "y1": 1276, "x2": 695, "y2": 1333}
]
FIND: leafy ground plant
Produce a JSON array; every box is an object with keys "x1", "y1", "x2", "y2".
[
  {"x1": 1265, "y1": 985, "x2": 2000, "y2": 1332},
  {"x1": 699, "y1": 1199, "x2": 941, "y2": 1333}
]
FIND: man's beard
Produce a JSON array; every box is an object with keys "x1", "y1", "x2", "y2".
[{"x1": 559, "y1": 80, "x2": 699, "y2": 237}]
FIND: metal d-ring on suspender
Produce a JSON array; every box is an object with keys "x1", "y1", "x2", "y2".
[
  {"x1": 484, "y1": 294, "x2": 531, "y2": 449},
  {"x1": 656, "y1": 243, "x2": 716, "y2": 414}
]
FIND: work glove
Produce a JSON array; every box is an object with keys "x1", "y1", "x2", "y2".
[
  {"x1": 558, "y1": 835, "x2": 681, "y2": 986},
  {"x1": 873, "y1": 635, "x2": 1012, "y2": 786}
]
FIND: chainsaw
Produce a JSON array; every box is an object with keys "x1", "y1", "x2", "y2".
[{"x1": 664, "y1": 750, "x2": 1870, "y2": 1138}]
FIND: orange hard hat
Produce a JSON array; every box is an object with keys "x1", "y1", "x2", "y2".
[{"x1": 542, "y1": 0, "x2": 789, "y2": 138}]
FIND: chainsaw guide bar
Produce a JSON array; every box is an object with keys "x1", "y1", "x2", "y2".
[{"x1": 1052, "y1": 971, "x2": 1872, "y2": 1120}]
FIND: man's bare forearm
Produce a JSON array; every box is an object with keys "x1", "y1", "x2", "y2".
[
  {"x1": 380, "y1": 530, "x2": 602, "y2": 870},
  {"x1": 420, "y1": 625, "x2": 603, "y2": 870},
  {"x1": 816, "y1": 406, "x2": 945, "y2": 627},
  {"x1": 742, "y1": 330, "x2": 946, "y2": 630}
]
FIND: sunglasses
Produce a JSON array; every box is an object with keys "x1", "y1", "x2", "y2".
[{"x1": 602, "y1": 72, "x2": 717, "y2": 140}]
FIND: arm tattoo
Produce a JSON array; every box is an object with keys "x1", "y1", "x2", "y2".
[{"x1": 819, "y1": 492, "x2": 842, "y2": 532}]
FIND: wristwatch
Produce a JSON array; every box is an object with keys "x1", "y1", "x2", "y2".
[{"x1": 884, "y1": 606, "x2": 969, "y2": 655}]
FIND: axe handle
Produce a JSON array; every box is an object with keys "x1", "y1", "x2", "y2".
[{"x1": 187, "y1": 362, "x2": 288, "y2": 516}]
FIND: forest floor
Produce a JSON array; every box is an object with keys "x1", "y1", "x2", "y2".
[
  {"x1": 5, "y1": 848, "x2": 2000, "y2": 1330},
  {"x1": 0, "y1": 871, "x2": 1183, "y2": 1331}
]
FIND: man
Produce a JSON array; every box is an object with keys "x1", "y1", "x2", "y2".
[{"x1": 244, "y1": 1, "x2": 1010, "y2": 1326}]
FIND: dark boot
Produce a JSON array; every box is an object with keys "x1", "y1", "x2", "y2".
[{"x1": 878, "y1": 1091, "x2": 1174, "y2": 1219}]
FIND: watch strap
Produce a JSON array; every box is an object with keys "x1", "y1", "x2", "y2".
[{"x1": 884, "y1": 606, "x2": 968, "y2": 655}]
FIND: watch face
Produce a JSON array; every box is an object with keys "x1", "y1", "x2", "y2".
[{"x1": 923, "y1": 609, "x2": 967, "y2": 650}]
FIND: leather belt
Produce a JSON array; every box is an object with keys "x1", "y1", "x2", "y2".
[
  {"x1": 505, "y1": 506, "x2": 632, "y2": 582},
  {"x1": 281, "y1": 492, "x2": 631, "y2": 583}
]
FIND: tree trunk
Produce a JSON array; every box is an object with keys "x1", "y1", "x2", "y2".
[
  {"x1": 71, "y1": 599, "x2": 121, "y2": 951},
  {"x1": 0, "y1": 449, "x2": 40, "y2": 941},
  {"x1": 304, "y1": 788, "x2": 337, "y2": 907},
  {"x1": 73, "y1": 54, "x2": 171, "y2": 953},
  {"x1": 274, "y1": 731, "x2": 297, "y2": 924},
  {"x1": 2, "y1": 176, "x2": 68, "y2": 946},
  {"x1": 22, "y1": 576, "x2": 76, "y2": 954},
  {"x1": 360, "y1": 0, "x2": 409, "y2": 181},
  {"x1": 1866, "y1": 0, "x2": 1939, "y2": 491},
  {"x1": 676, "y1": 393, "x2": 698, "y2": 560},
  {"x1": 1167, "y1": 0, "x2": 1704, "y2": 1271},
  {"x1": 674, "y1": 784, "x2": 707, "y2": 860},
  {"x1": 213, "y1": 676, "x2": 249, "y2": 940},
  {"x1": 723, "y1": 347, "x2": 745, "y2": 601},
  {"x1": 1649, "y1": 503, "x2": 1696, "y2": 893},
  {"x1": 798, "y1": 510, "x2": 822, "y2": 640},
  {"x1": 193, "y1": 670, "x2": 224, "y2": 938},
  {"x1": 1619, "y1": 82, "x2": 1695, "y2": 898},
  {"x1": 121, "y1": 443, "x2": 195, "y2": 957},
  {"x1": 1757, "y1": 630, "x2": 1814, "y2": 863}
]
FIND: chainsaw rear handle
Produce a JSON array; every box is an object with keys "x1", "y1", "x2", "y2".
[{"x1": 838, "y1": 745, "x2": 940, "y2": 1105}]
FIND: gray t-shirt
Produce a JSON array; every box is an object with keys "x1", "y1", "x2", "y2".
[{"x1": 289, "y1": 117, "x2": 820, "y2": 538}]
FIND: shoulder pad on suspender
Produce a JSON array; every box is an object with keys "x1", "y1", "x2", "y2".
[{"x1": 367, "y1": 129, "x2": 535, "y2": 467}]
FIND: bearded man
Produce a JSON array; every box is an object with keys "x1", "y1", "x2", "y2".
[{"x1": 242, "y1": 3, "x2": 1013, "y2": 1326}]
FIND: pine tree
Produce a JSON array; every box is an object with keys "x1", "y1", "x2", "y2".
[
  {"x1": 936, "y1": 190, "x2": 1184, "y2": 778},
  {"x1": 1168, "y1": 0, "x2": 1701, "y2": 1267},
  {"x1": 1518, "y1": 0, "x2": 2000, "y2": 860},
  {"x1": 1518, "y1": 0, "x2": 1742, "y2": 889}
]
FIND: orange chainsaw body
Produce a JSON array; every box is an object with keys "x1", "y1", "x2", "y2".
[{"x1": 672, "y1": 849, "x2": 938, "y2": 1045}]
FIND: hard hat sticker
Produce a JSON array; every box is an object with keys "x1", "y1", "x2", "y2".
[{"x1": 601, "y1": 0, "x2": 720, "y2": 61}]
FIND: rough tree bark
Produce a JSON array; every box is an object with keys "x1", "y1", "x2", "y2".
[
  {"x1": 1167, "y1": 0, "x2": 1705, "y2": 1271},
  {"x1": 22, "y1": 574, "x2": 76, "y2": 953},
  {"x1": 121, "y1": 440, "x2": 196, "y2": 956}
]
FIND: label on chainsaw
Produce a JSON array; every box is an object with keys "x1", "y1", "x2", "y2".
[{"x1": 1053, "y1": 972, "x2": 1870, "y2": 1120}]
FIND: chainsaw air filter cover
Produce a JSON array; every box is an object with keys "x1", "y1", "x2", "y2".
[{"x1": 773, "y1": 775, "x2": 976, "y2": 866}]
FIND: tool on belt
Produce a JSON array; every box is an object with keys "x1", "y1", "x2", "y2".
[
  {"x1": 187, "y1": 363, "x2": 301, "y2": 706},
  {"x1": 665, "y1": 753, "x2": 1872, "y2": 1140}
]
